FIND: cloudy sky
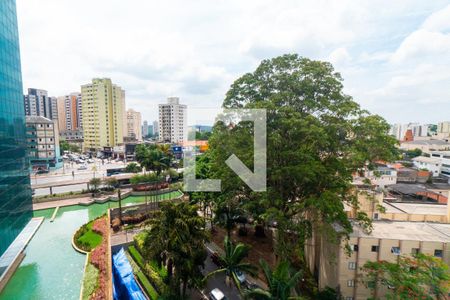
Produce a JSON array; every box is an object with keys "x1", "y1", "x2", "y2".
[{"x1": 16, "y1": 0, "x2": 450, "y2": 125}]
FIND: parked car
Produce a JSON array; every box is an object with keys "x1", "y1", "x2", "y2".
[
  {"x1": 77, "y1": 165, "x2": 87, "y2": 170},
  {"x1": 87, "y1": 159, "x2": 94, "y2": 163},
  {"x1": 210, "y1": 252, "x2": 223, "y2": 267},
  {"x1": 209, "y1": 288, "x2": 226, "y2": 300},
  {"x1": 35, "y1": 169, "x2": 49, "y2": 174}
]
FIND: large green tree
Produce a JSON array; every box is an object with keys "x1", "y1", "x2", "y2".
[
  {"x1": 363, "y1": 253, "x2": 450, "y2": 300},
  {"x1": 143, "y1": 201, "x2": 209, "y2": 298},
  {"x1": 208, "y1": 54, "x2": 398, "y2": 260}
]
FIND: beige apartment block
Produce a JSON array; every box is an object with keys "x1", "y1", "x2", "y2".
[
  {"x1": 316, "y1": 221, "x2": 450, "y2": 300},
  {"x1": 126, "y1": 108, "x2": 142, "y2": 141},
  {"x1": 81, "y1": 78, "x2": 125, "y2": 151}
]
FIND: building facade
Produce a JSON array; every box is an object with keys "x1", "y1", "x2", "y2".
[
  {"x1": 23, "y1": 88, "x2": 58, "y2": 121},
  {"x1": 0, "y1": 0, "x2": 33, "y2": 257},
  {"x1": 57, "y1": 92, "x2": 82, "y2": 131},
  {"x1": 142, "y1": 120, "x2": 148, "y2": 137},
  {"x1": 126, "y1": 108, "x2": 142, "y2": 141},
  {"x1": 158, "y1": 97, "x2": 187, "y2": 143},
  {"x1": 153, "y1": 120, "x2": 158, "y2": 136},
  {"x1": 26, "y1": 116, "x2": 62, "y2": 170},
  {"x1": 81, "y1": 78, "x2": 125, "y2": 151}
]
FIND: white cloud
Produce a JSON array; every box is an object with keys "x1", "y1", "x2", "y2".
[{"x1": 15, "y1": 0, "x2": 450, "y2": 123}]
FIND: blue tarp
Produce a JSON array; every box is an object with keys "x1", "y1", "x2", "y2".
[{"x1": 112, "y1": 248, "x2": 147, "y2": 300}]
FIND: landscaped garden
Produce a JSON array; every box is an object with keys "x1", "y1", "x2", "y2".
[
  {"x1": 74, "y1": 219, "x2": 103, "y2": 252},
  {"x1": 77, "y1": 216, "x2": 110, "y2": 300}
]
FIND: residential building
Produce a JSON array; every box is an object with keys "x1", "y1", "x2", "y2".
[
  {"x1": 153, "y1": 120, "x2": 159, "y2": 136},
  {"x1": 412, "y1": 156, "x2": 441, "y2": 177},
  {"x1": 126, "y1": 108, "x2": 142, "y2": 141},
  {"x1": 23, "y1": 88, "x2": 58, "y2": 122},
  {"x1": 57, "y1": 92, "x2": 82, "y2": 131},
  {"x1": 359, "y1": 166, "x2": 397, "y2": 188},
  {"x1": 438, "y1": 121, "x2": 450, "y2": 134},
  {"x1": 158, "y1": 97, "x2": 187, "y2": 143},
  {"x1": 142, "y1": 120, "x2": 148, "y2": 137},
  {"x1": 391, "y1": 123, "x2": 430, "y2": 141},
  {"x1": 0, "y1": 0, "x2": 33, "y2": 265},
  {"x1": 81, "y1": 78, "x2": 125, "y2": 151},
  {"x1": 26, "y1": 116, "x2": 62, "y2": 170},
  {"x1": 314, "y1": 220, "x2": 450, "y2": 300},
  {"x1": 148, "y1": 124, "x2": 154, "y2": 136},
  {"x1": 308, "y1": 188, "x2": 450, "y2": 300},
  {"x1": 399, "y1": 139, "x2": 450, "y2": 152}
]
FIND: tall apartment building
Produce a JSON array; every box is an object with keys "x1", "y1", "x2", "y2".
[
  {"x1": 391, "y1": 123, "x2": 429, "y2": 140},
  {"x1": 153, "y1": 120, "x2": 159, "y2": 136},
  {"x1": 142, "y1": 120, "x2": 148, "y2": 137},
  {"x1": 0, "y1": 0, "x2": 33, "y2": 264},
  {"x1": 26, "y1": 116, "x2": 62, "y2": 170},
  {"x1": 158, "y1": 97, "x2": 187, "y2": 143},
  {"x1": 24, "y1": 88, "x2": 58, "y2": 121},
  {"x1": 57, "y1": 92, "x2": 82, "y2": 131},
  {"x1": 126, "y1": 108, "x2": 142, "y2": 141},
  {"x1": 81, "y1": 78, "x2": 125, "y2": 151},
  {"x1": 438, "y1": 121, "x2": 450, "y2": 134}
]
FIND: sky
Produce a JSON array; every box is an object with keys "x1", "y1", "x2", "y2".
[{"x1": 16, "y1": 0, "x2": 450, "y2": 125}]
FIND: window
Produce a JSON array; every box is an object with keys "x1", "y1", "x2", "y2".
[
  {"x1": 373, "y1": 212, "x2": 379, "y2": 220},
  {"x1": 411, "y1": 248, "x2": 420, "y2": 255},
  {"x1": 348, "y1": 262, "x2": 356, "y2": 270},
  {"x1": 347, "y1": 280, "x2": 355, "y2": 287},
  {"x1": 434, "y1": 249, "x2": 443, "y2": 258},
  {"x1": 371, "y1": 245, "x2": 379, "y2": 252},
  {"x1": 351, "y1": 244, "x2": 359, "y2": 252},
  {"x1": 391, "y1": 247, "x2": 401, "y2": 255}
]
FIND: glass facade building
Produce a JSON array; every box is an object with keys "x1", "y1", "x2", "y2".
[{"x1": 0, "y1": 0, "x2": 33, "y2": 257}]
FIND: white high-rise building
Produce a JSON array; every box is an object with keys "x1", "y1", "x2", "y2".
[
  {"x1": 24, "y1": 88, "x2": 58, "y2": 121},
  {"x1": 158, "y1": 97, "x2": 187, "y2": 143},
  {"x1": 153, "y1": 120, "x2": 159, "y2": 136},
  {"x1": 126, "y1": 108, "x2": 142, "y2": 141},
  {"x1": 390, "y1": 123, "x2": 429, "y2": 140}
]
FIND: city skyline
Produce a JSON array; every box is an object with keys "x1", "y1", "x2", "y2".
[{"x1": 16, "y1": 1, "x2": 450, "y2": 124}]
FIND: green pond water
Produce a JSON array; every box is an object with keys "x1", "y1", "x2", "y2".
[{"x1": 0, "y1": 191, "x2": 182, "y2": 300}]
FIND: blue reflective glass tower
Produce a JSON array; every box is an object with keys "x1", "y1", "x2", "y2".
[{"x1": 0, "y1": 0, "x2": 33, "y2": 257}]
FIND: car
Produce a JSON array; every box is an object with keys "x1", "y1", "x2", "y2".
[
  {"x1": 235, "y1": 270, "x2": 246, "y2": 284},
  {"x1": 209, "y1": 288, "x2": 226, "y2": 300},
  {"x1": 210, "y1": 252, "x2": 223, "y2": 267},
  {"x1": 35, "y1": 169, "x2": 49, "y2": 174},
  {"x1": 77, "y1": 165, "x2": 87, "y2": 170},
  {"x1": 87, "y1": 159, "x2": 94, "y2": 163}
]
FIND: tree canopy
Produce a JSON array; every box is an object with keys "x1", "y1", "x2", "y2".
[{"x1": 206, "y1": 54, "x2": 398, "y2": 259}]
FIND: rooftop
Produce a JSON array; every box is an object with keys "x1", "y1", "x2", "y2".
[
  {"x1": 401, "y1": 140, "x2": 450, "y2": 146},
  {"x1": 412, "y1": 156, "x2": 441, "y2": 164},
  {"x1": 351, "y1": 221, "x2": 450, "y2": 242},
  {"x1": 387, "y1": 202, "x2": 448, "y2": 216},
  {"x1": 25, "y1": 115, "x2": 53, "y2": 124}
]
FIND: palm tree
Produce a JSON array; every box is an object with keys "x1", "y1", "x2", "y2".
[
  {"x1": 244, "y1": 259, "x2": 302, "y2": 300},
  {"x1": 136, "y1": 144, "x2": 171, "y2": 175},
  {"x1": 143, "y1": 201, "x2": 209, "y2": 298},
  {"x1": 206, "y1": 236, "x2": 257, "y2": 289}
]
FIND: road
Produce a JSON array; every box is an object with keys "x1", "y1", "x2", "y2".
[
  {"x1": 202, "y1": 246, "x2": 241, "y2": 300},
  {"x1": 31, "y1": 159, "x2": 128, "y2": 196}
]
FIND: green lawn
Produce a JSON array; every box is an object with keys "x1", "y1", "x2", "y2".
[{"x1": 77, "y1": 221, "x2": 102, "y2": 250}]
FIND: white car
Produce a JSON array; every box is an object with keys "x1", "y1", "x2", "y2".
[
  {"x1": 87, "y1": 159, "x2": 94, "y2": 163},
  {"x1": 77, "y1": 165, "x2": 87, "y2": 170},
  {"x1": 209, "y1": 288, "x2": 226, "y2": 300}
]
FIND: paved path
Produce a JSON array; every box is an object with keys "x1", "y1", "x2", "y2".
[{"x1": 32, "y1": 188, "x2": 132, "y2": 210}]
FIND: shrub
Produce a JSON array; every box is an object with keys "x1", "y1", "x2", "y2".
[
  {"x1": 82, "y1": 262, "x2": 99, "y2": 300},
  {"x1": 130, "y1": 173, "x2": 163, "y2": 185}
]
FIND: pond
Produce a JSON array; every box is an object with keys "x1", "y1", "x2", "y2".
[{"x1": 0, "y1": 191, "x2": 182, "y2": 300}]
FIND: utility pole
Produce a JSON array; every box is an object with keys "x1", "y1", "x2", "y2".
[{"x1": 118, "y1": 189, "x2": 122, "y2": 224}]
